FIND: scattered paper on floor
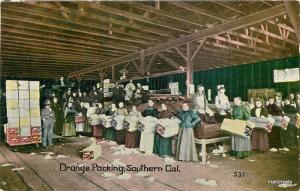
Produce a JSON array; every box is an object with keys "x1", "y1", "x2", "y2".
[
  {"x1": 44, "y1": 154, "x2": 53, "y2": 160},
  {"x1": 212, "y1": 145, "x2": 225, "y2": 154},
  {"x1": 278, "y1": 148, "x2": 289, "y2": 152},
  {"x1": 111, "y1": 145, "x2": 140, "y2": 156},
  {"x1": 57, "y1": 154, "x2": 70, "y2": 159},
  {"x1": 12, "y1": 167, "x2": 25, "y2": 171},
  {"x1": 248, "y1": 160, "x2": 256, "y2": 162},
  {"x1": 101, "y1": 172, "x2": 116, "y2": 179},
  {"x1": 117, "y1": 173, "x2": 131, "y2": 180},
  {"x1": 136, "y1": 171, "x2": 150, "y2": 177},
  {"x1": 106, "y1": 141, "x2": 117, "y2": 145},
  {"x1": 29, "y1": 152, "x2": 36, "y2": 155},
  {"x1": 1, "y1": 181, "x2": 6, "y2": 186},
  {"x1": 146, "y1": 177, "x2": 155, "y2": 182},
  {"x1": 269, "y1": 148, "x2": 278, "y2": 152},
  {"x1": 41, "y1": 152, "x2": 54, "y2": 154},
  {"x1": 111, "y1": 159, "x2": 125, "y2": 167},
  {"x1": 193, "y1": 178, "x2": 217, "y2": 187},
  {"x1": 208, "y1": 164, "x2": 218, "y2": 168},
  {"x1": 164, "y1": 156, "x2": 176, "y2": 164},
  {"x1": 1, "y1": 163, "x2": 14, "y2": 167}
]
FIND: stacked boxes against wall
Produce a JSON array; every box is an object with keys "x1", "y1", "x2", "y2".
[
  {"x1": 103, "y1": 79, "x2": 114, "y2": 98},
  {"x1": 5, "y1": 80, "x2": 41, "y2": 146}
]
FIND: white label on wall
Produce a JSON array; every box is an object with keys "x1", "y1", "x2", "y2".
[{"x1": 274, "y1": 68, "x2": 300, "y2": 83}]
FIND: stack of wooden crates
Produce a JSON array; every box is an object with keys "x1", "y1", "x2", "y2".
[{"x1": 5, "y1": 80, "x2": 42, "y2": 146}]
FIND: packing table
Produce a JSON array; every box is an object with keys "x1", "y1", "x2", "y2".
[{"x1": 195, "y1": 136, "x2": 230, "y2": 163}]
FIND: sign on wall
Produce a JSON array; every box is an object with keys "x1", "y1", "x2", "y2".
[{"x1": 273, "y1": 68, "x2": 300, "y2": 83}]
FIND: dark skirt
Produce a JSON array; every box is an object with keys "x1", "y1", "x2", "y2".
[
  {"x1": 153, "y1": 133, "x2": 172, "y2": 157},
  {"x1": 251, "y1": 129, "x2": 269, "y2": 152},
  {"x1": 115, "y1": 129, "x2": 126, "y2": 144},
  {"x1": 93, "y1": 124, "x2": 104, "y2": 139},
  {"x1": 280, "y1": 125, "x2": 298, "y2": 148},
  {"x1": 125, "y1": 131, "x2": 140, "y2": 148},
  {"x1": 62, "y1": 122, "x2": 76, "y2": 137},
  {"x1": 268, "y1": 126, "x2": 282, "y2": 148},
  {"x1": 105, "y1": 127, "x2": 115, "y2": 141}
]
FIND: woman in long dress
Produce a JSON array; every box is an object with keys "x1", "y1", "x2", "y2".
[
  {"x1": 215, "y1": 85, "x2": 231, "y2": 122},
  {"x1": 75, "y1": 102, "x2": 87, "y2": 136},
  {"x1": 62, "y1": 102, "x2": 77, "y2": 137},
  {"x1": 230, "y1": 97, "x2": 252, "y2": 158},
  {"x1": 125, "y1": 105, "x2": 142, "y2": 148},
  {"x1": 176, "y1": 103, "x2": 200, "y2": 161},
  {"x1": 266, "y1": 97, "x2": 283, "y2": 148},
  {"x1": 250, "y1": 99, "x2": 269, "y2": 152},
  {"x1": 105, "y1": 103, "x2": 117, "y2": 141},
  {"x1": 91, "y1": 103, "x2": 106, "y2": 139},
  {"x1": 115, "y1": 102, "x2": 128, "y2": 144}
]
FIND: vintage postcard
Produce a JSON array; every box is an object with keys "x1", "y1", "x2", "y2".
[{"x1": 0, "y1": 1, "x2": 299, "y2": 191}]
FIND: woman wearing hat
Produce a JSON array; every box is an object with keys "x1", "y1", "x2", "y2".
[
  {"x1": 62, "y1": 100, "x2": 77, "y2": 137},
  {"x1": 215, "y1": 85, "x2": 231, "y2": 122},
  {"x1": 192, "y1": 85, "x2": 214, "y2": 122},
  {"x1": 250, "y1": 99, "x2": 270, "y2": 152}
]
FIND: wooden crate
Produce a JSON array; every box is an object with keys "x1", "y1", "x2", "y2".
[{"x1": 194, "y1": 122, "x2": 224, "y2": 139}]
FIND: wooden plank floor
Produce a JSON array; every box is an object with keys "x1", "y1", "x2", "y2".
[{"x1": 0, "y1": 137, "x2": 299, "y2": 191}]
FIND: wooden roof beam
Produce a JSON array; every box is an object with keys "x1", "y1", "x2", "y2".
[
  {"x1": 210, "y1": 1, "x2": 247, "y2": 16},
  {"x1": 4, "y1": 3, "x2": 164, "y2": 44},
  {"x1": 1, "y1": 41, "x2": 118, "y2": 61},
  {"x1": 157, "y1": 54, "x2": 181, "y2": 70},
  {"x1": 283, "y1": 1, "x2": 300, "y2": 43},
  {"x1": 168, "y1": 1, "x2": 226, "y2": 22},
  {"x1": 2, "y1": 23, "x2": 138, "y2": 53},
  {"x1": 1, "y1": 55, "x2": 98, "y2": 66},
  {"x1": 2, "y1": 30, "x2": 129, "y2": 56},
  {"x1": 2, "y1": 8, "x2": 153, "y2": 46},
  {"x1": 68, "y1": 4, "x2": 286, "y2": 78},
  {"x1": 248, "y1": 26, "x2": 298, "y2": 46},
  {"x1": 2, "y1": 47, "x2": 109, "y2": 62},
  {"x1": 2, "y1": 18, "x2": 140, "y2": 50},
  {"x1": 130, "y1": 2, "x2": 204, "y2": 28},
  {"x1": 89, "y1": 3, "x2": 189, "y2": 34}
]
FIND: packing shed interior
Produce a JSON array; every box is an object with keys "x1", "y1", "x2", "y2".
[{"x1": 1, "y1": 1, "x2": 299, "y2": 98}]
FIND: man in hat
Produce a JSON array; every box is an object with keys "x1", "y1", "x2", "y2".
[
  {"x1": 41, "y1": 99, "x2": 55, "y2": 147},
  {"x1": 0, "y1": 89, "x2": 7, "y2": 142}
]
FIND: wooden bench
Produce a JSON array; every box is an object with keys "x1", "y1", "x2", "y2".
[{"x1": 195, "y1": 136, "x2": 230, "y2": 163}]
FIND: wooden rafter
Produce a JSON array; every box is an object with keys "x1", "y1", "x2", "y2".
[
  {"x1": 68, "y1": 4, "x2": 287, "y2": 78},
  {"x1": 168, "y1": 1, "x2": 225, "y2": 22},
  {"x1": 283, "y1": 1, "x2": 300, "y2": 42}
]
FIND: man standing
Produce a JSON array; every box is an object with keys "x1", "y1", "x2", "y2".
[
  {"x1": 0, "y1": 89, "x2": 7, "y2": 142},
  {"x1": 41, "y1": 99, "x2": 55, "y2": 147}
]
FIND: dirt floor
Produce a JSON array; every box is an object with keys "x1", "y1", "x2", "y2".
[{"x1": 0, "y1": 136, "x2": 299, "y2": 191}]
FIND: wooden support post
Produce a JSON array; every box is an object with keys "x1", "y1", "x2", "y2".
[
  {"x1": 145, "y1": 54, "x2": 156, "y2": 74},
  {"x1": 155, "y1": 0, "x2": 160, "y2": 10},
  {"x1": 112, "y1": 65, "x2": 115, "y2": 81},
  {"x1": 186, "y1": 42, "x2": 193, "y2": 98},
  {"x1": 98, "y1": 70, "x2": 106, "y2": 82},
  {"x1": 140, "y1": 50, "x2": 145, "y2": 75}
]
